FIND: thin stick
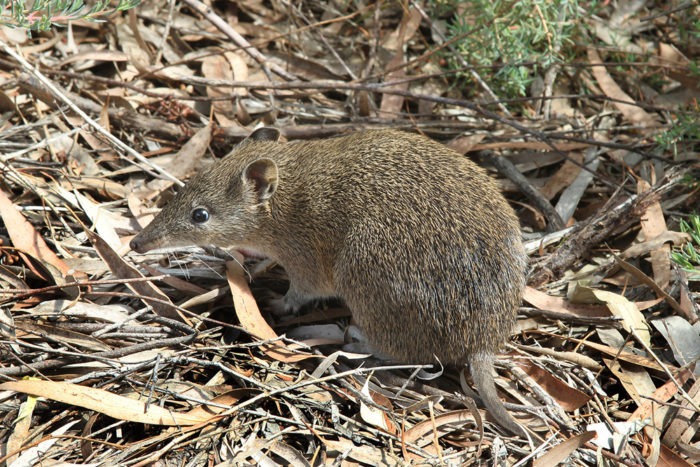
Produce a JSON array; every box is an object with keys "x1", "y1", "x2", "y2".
[{"x1": 0, "y1": 39, "x2": 183, "y2": 186}]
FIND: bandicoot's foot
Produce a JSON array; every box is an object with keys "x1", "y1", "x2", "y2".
[
  {"x1": 262, "y1": 292, "x2": 293, "y2": 317},
  {"x1": 264, "y1": 289, "x2": 311, "y2": 316}
]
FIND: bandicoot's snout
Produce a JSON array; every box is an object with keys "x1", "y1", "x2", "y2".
[
  {"x1": 129, "y1": 236, "x2": 144, "y2": 253},
  {"x1": 129, "y1": 229, "x2": 163, "y2": 253}
]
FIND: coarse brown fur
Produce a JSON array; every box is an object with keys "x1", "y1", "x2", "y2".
[{"x1": 131, "y1": 128, "x2": 528, "y2": 435}]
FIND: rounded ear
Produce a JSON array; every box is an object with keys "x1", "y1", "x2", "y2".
[
  {"x1": 243, "y1": 158, "x2": 278, "y2": 201},
  {"x1": 247, "y1": 127, "x2": 281, "y2": 143}
]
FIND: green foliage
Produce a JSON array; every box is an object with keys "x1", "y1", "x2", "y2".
[
  {"x1": 677, "y1": 9, "x2": 700, "y2": 43},
  {"x1": 671, "y1": 214, "x2": 700, "y2": 281},
  {"x1": 655, "y1": 112, "x2": 700, "y2": 160},
  {"x1": 427, "y1": 0, "x2": 584, "y2": 98},
  {"x1": 0, "y1": 0, "x2": 140, "y2": 31},
  {"x1": 690, "y1": 61, "x2": 700, "y2": 78}
]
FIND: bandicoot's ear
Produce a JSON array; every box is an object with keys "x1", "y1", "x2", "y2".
[
  {"x1": 247, "y1": 127, "x2": 281, "y2": 143},
  {"x1": 243, "y1": 158, "x2": 278, "y2": 201}
]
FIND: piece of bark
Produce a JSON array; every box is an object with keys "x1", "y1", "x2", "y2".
[
  {"x1": 484, "y1": 151, "x2": 566, "y2": 231},
  {"x1": 528, "y1": 167, "x2": 690, "y2": 286}
]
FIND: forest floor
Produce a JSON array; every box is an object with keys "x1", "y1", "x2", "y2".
[{"x1": 0, "y1": 0, "x2": 699, "y2": 465}]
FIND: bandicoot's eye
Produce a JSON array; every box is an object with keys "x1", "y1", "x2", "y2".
[{"x1": 191, "y1": 207, "x2": 210, "y2": 224}]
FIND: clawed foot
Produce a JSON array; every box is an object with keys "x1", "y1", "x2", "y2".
[
  {"x1": 342, "y1": 325, "x2": 385, "y2": 356},
  {"x1": 264, "y1": 289, "x2": 309, "y2": 316}
]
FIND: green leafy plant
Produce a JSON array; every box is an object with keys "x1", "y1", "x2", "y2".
[
  {"x1": 0, "y1": 0, "x2": 140, "y2": 32},
  {"x1": 655, "y1": 112, "x2": 700, "y2": 160},
  {"x1": 428, "y1": 0, "x2": 583, "y2": 98},
  {"x1": 677, "y1": 9, "x2": 700, "y2": 44},
  {"x1": 671, "y1": 214, "x2": 700, "y2": 281}
]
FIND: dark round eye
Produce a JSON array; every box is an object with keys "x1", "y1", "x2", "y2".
[{"x1": 191, "y1": 207, "x2": 210, "y2": 224}]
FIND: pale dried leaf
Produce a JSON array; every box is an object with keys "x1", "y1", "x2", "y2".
[
  {"x1": 166, "y1": 122, "x2": 212, "y2": 179},
  {"x1": 621, "y1": 231, "x2": 690, "y2": 259},
  {"x1": 517, "y1": 360, "x2": 590, "y2": 411},
  {"x1": 532, "y1": 431, "x2": 596, "y2": 467},
  {"x1": 30, "y1": 299, "x2": 132, "y2": 323},
  {"x1": 0, "y1": 188, "x2": 72, "y2": 277},
  {"x1": 603, "y1": 358, "x2": 655, "y2": 405},
  {"x1": 359, "y1": 378, "x2": 389, "y2": 430},
  {"x1": 662, "y1": 378, "x2": 700, "y2": 448},
  {"x1": 587, "y1": 420, "x2": 646, "y2": 450},
  {"x1": 570, "y1": 285, "x2": 652, "y2": 346},
  {"x1": 324, "y1": 438, "x2": 401, "y2": 465},
  {"x1": 539, "y1": 153, "x2": 584, "y2": 199},
  {"x1": 88, "y1": 230, "x2": 178, "y2": 319},
  {"x1": 115, "y1": 22, "x2": 151, "y2": 73},
  {"x1": 5, "y1": 397, "x2": 36, "y2": 465},
  {"x1": 651, "y1": 316, "x2": 700, "y2": 375},
  {"x1": 201, "y1": 51, "x2": 245, "y2": 126},
  {"x1": 523, "y1": 286, "x2": 608, "y2": 317},
  {"x1": 378, "y1": 7, "x2": 422, "y2": 118},
  {"x1": 57, "y1": 48, "x2": 128, "y2": 67},
  {"x1": 627, "y1": 369, "x2": 694, "y2": 465},
  {"x1": 555, "y1": 148, "x2": 600, "y2": 223},
  {"x1": 1, "y1": 25, "x2": 29, "y2": 45},
  {"x1": 638, "y1": 178, "x2": 671, "y2": 289},
  {"x1": 587, "y1": 47, "x2": 657, "y2": 127},
  {"x1": 9, "y1": 420, "x2": 81, "y2": 467},
  {"x1": 226, "y1": 259, "x2": 316, "y2": 363},
  {"x1": 74, "y1": 191, "x2": 123, "y2": 252},
  {"x1": 0, "y1": 381, "x2": 208, "y2": 426},
  {"x1": 403, "y1": 409, "x2": 477, "y2": 446},
  {"x1": 446, "y1": 134, "x2": 486, "y2": 154}
]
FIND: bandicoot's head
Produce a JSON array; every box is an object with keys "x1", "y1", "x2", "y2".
[{"x1": 129, "y1": 128, "x2": 282, "y2": 253}]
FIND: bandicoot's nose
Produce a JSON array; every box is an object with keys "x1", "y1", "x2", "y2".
[{"x1": 130, "y1": 236, "x2": 143, "y2": 253}]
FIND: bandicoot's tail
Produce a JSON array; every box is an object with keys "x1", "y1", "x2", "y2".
[{"x1": 470, "y1": 354, "x2": 524, "y2": 436}]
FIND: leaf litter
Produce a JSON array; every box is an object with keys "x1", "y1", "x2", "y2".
[{"x1": 0, "y1": 1, "x2": 699, "y2": 465}]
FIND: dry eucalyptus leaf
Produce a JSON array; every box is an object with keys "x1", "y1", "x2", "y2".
[
  {"x1": 0, "y1": 380, "x2": 209, "y2": 426},
  {"x1": 226, "y1": 259, "x2": 317, "y2": 363},
  {"x1": 587, "y1": 48, "x2": 658, "y2": 128},
  {"x1": 0, "y1": 188, "x2": 73, "y2": 278},
  {"x1": 603, "y1": 358, "x2": 655, "y2": 406},
  {"x1": 570, "y1": 285, "x2": 652, "y2": 347},
  {"x1": 532, "y1": 431, "x2": 596, "y2": 467},
  {"x1": 651, "y1": 316, "x2": 700, "y2": 376}
]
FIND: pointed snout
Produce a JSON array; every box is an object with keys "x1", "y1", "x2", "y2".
[
  {"x1": 129, "y1": 229, "x2": 163, "y2": 253},
  {"x1": 129, "y1": 235, "x2": 147, "y2": 253}
]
